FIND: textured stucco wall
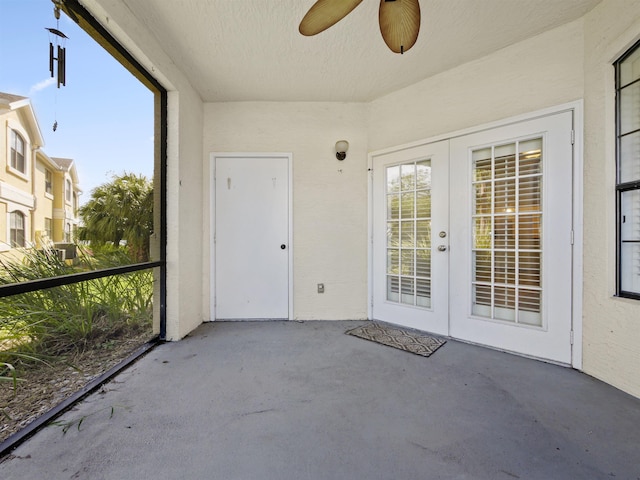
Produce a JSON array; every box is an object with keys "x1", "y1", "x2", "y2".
[
  {"x1": 582, "y1": 0, "x2": 640, "y2": 398},
  {"x1": 368, "y1": 19, "x2": 585, "y2": 151},
  {"x1": 203, "y1": 102, "x2": 369, "y2": 320}
]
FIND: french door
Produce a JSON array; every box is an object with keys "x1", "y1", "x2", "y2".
[
  {"x1": 372, "y1": 141, "x2": 449, "y2": 335},
  {"x1": 449, "y1": 112, "x2": 573, "y2": 364},
  {"x1": 372, "y1": 111, "x2": 574, "y2": 364}
]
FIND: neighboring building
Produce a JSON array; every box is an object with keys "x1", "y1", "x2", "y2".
[{"x1": 0, "y1": 92, "x2": 81, "y2": 257}]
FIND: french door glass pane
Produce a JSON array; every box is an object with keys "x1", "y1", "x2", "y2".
[
  {"x1": 620, "y1": 82, "x2": 640, "y2": 135},
  {"x1": 620, "y1": 132, "x2": 640, "y2": 184},
  {"x1": 471, "y1": 139, "x2": 543, "y2": 326},
  {"x1": 385, "y1": 159, "x2": 432, "y2": 307},
  {"x1": 620, "y1": 189, "x2": 640, "y2": 293},
  {"x1": 620, "y1": 47, "x2": 640, "y2": 86}
]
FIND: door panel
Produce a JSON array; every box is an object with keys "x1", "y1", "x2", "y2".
[
  {"x1": 449, "y1": 111, "x2": 573, "y2": 364},
  {"x1": 372, "y1": 141, "x2": 449, "y2": 335},
  {"x1": 214, "y1": 155, "x2": 289, "y2": 320}
]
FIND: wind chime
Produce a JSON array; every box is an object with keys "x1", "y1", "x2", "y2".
[{"x1": 46, "y1": 1, "x2": 68, "y2": 131}]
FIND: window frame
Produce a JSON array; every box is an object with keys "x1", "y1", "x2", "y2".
[
  {"x1": 10, "y1": 211, "x2": 26, "y2": 248},
  {"x1": 615, "y1": 39, "x2": 640, "y2": 300},
  {"x1": 44, "y1": 217, "x2": 52, "y2": 239},
  {"x1": 45, "y1": 169, "x2": 53, "y2": 195},
  {"x1": 65, "y1": 178, "x2": 72, "y2": 203},
  {"x1": 10, "y1": 129, "x2": 26, "y2": 175},
  {"x1": 64, "y1": 222, "x2": 71, "y2": 243}
]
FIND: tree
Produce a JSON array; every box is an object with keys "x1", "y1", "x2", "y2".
[{"x1": 78, "y1": 173, "x2": 153, "y2": 262}]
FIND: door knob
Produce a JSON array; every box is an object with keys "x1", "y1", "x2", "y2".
[
  {"x1": 281, "y1": 244, "x2": 286, "y2": 250},
  {"x1": 437, "y1": 245, "x2": 447, "y2": 252}
]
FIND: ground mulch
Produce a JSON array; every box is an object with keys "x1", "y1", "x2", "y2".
[{"x1": 0, "y1": 328, "x2": 154, "y2": 444}]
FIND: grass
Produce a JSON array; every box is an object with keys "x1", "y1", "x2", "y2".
[{"x1": 0, "y1": 245, "x2": 153, "y2": 375}]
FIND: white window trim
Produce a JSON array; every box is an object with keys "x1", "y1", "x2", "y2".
[
  {"x1": 65, "y1": 177, "x2": 73, "y2": 205},
  {"x1": 7, "y1": 208, "x2": 29, "y2": 248},
  {"x1": 45, "y1": 169, "x2": 54, "y2": 197},
  {"x1": 6, "y1": 121, "x2": 30, "y2": 181}
]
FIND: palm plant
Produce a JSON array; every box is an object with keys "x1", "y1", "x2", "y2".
[{"x1": 78, "y1": 173, "x2": 153, "y2": 262}]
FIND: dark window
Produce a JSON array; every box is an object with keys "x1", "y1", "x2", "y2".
[
  {"x1": 10, "y1": 211, "x2": 25, "y2": 247},
  {"x1": 10, "y1": 129, "x2": 25, "y2": 173},
  {"x1": 45, "y1": 217, "x2": 52, "y2": 239},
  {"x1": 615, "y1": 40, "x2": 640, "y2": 298},
  {"x1": 45, "y1": 169, "x2": 53, "y2": 194}
]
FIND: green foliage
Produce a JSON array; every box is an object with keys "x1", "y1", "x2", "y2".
[
  {"x1": 0, "y1": 247, "x2": 153, "y2": 367},
  {"x1": 78, "y1": 172, "x2": 153, "y2": 262},
  {"x1": 0, "y1": 361, "x2": 21, "y2": 391}
]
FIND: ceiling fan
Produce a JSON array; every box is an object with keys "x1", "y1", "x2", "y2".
[{"x1": 299, "y1": 0, "x2": 421, "y2": 54}]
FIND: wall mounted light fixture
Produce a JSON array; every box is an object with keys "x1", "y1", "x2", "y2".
[{"x1": 335, "y1": 140, "x2": 349, "y2": 160}]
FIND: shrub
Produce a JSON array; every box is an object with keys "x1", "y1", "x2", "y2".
[{"x1": 0, "y1": 246, "x2": 153, "y2": 366}]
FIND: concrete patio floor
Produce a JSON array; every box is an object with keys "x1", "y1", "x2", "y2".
[{"x1": 1, "y1": 320, "x2": 639, "y2": 480}]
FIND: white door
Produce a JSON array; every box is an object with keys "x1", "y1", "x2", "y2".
[
  {"x1": 449, "y1": 112, "x2": 574, "y2": 364},
  {"x1": 371, "y1": 111, "x2": 574, "y2": 364},
  {"x1": 213, "y1": 154, "x2": 290, "y2": 320},
  {"x1": 372, "y1": 141, "x2": 449, "y2": 335}
]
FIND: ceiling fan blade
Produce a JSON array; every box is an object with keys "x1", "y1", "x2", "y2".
[
  {"x1": 379, "y1": 0, "x2": 421, "y2": 54},
  {"x1": 299, "y1": 0, "x2": 364, "y2": 36}
]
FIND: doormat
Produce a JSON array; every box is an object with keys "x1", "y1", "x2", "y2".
[{"x1": 346, "y1": 323, "x2": 446, "y2": 357}]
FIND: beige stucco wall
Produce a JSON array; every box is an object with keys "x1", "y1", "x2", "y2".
[
  {"x1": 33, "y1": 158, "x2": 54, "y2": 245},
  {"x1": 368, "y1": 18, "x2": 585, "y2": 151},
  {"x1": 51, "y1": 170, "x2": 64, "y2": 243},
  {"x1": 582, "y1": 0, "x2": 640, "y2": 399},
  {"x1": 203, "y1": 102, "x2": 369, "y2": 320}
]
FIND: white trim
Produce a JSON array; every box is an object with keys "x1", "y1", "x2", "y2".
[
  {"x1": 367, "y1": 155, "x2": 374, "y2": 321},
  {"x1": 0, "y1": 181, "x2": 35, "y2": 209},
  {"x1": 371, "y1": 101, "x2": 584, "y2": 156},
  {"x1": 571, "y1": 101, "x2": 584, "y2": 370},
  {"x1": 368, "y1": 101, "x2": 584, "y2": 369},
  {"x1": 209, "y1": 152, "x2": 293, "y2": 321},
  {"x1": 6, "y1": 210, "x2": 28, "y2": 248},
  {"x1": 6, "y1": 120, "x2": 31, "y2": 180}
]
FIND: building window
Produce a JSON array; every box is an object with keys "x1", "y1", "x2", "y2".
[
  {"x1": 65, "y1": 222, "x2": 71, "y2": 242},
  {"x1": 10, "y1": 129, "x2": 26, "y2": 174},
  {"x1": 45, "y1": 169, "x2": 53, "y2": 194},
  {"x1": 44, "y1": 218, "x2": 52, "y2": 239},
  {"x1": 66, "y1": 179, "x2": 72, "y2": 203},
  {"x1": 616, "y1": 41, "x2": 640, "y2": 298},
  {"x1": 10, "y1": 211, "x2": 25, "y2": 247}
]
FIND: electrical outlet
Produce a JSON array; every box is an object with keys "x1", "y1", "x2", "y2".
[{"x1": 317, "y1": 283, "x2": 325, "y2": 294}]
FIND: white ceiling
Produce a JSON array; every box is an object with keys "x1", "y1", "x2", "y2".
[{"x1": 119, "y1": 0, "x2": 601, "y2": 103}]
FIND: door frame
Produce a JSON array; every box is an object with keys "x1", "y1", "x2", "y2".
[
  {"x1": 368, "y1": 101, "x2": 584, "y2": 369},
  {"x1": 209, "y1": 152, "x2": 294, "y2": 321}
]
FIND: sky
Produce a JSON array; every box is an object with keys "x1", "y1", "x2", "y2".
[{"x1": 0, "y1": 0, "x2": 154, "y2": 204}]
